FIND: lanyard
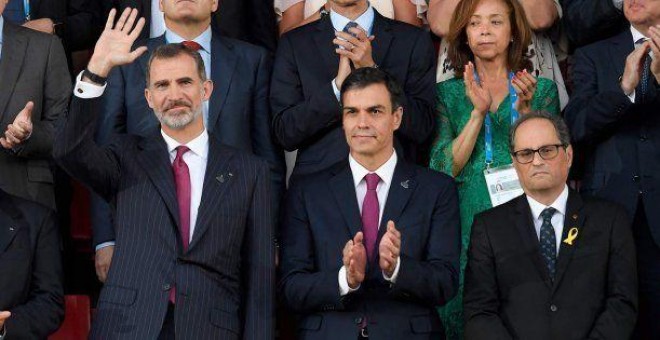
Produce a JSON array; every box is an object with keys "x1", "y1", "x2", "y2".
[
  {"x1": 474, "y1": 71, "x2": 519, "y2": 167},
  {"x1": 24, "y1": 0, "x2": 31, "y2": 21}
]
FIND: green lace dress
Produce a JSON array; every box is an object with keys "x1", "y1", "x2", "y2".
[{"x1": 430, "y1": 77, "x2": 559, "y2": 340}]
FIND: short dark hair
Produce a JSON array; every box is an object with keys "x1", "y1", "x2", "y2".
[
  {"x1": 509, "y1": 111, "x2": 571, "y2": 153},
  {"x1": 339, "y1": 67, "x2": 404, "y2": 110},
  {"x1": 145, "y1": 43, "x2": 207, "y2": 86}
]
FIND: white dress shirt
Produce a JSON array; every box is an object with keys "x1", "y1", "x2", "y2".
[
  {"x1": 526, "y1": 185, "x2": 569, "y2": 253},
  {"x1": 338, "y1": 151, "x2": 402, "y2": 295},
  {"x1": 330, "y1": 5, "x2": 375, "y2": 99},
  {"x1": 150, "y1": 0, "x2": 166, "y2": 38},
  {"x1": 161, "y1": 129, "x2": 209, "y2": 241}
]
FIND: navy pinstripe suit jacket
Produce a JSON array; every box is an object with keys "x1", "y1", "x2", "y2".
[{"x1": 54, "y1": 96, "x2": 275, "y2": 339}]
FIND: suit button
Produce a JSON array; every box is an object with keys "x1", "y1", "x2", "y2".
[
  {"x1": 550, "y1": 304, "x2": 558, "y2": 312},
  {"x1": 354, "y1": 317, "x2": 363, "y2": 324},
  {"x1": 633, "y1": 175, "x2": 640, "y2": 182},
  {"x1": 163, "y1": 284, "x2": 171, "y2": 291},
  {"x1": 640, "y1": 135, "x2": 648, "y2": 142}
]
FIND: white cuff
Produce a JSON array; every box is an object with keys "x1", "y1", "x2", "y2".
[
  {"x1": 332, "y1": 79, "x2": 341, "y2": 102},
  {"x1": 74, "y1": 71, "x2": 107, "y2": 98},
  {"x1": 382, "y1": 256, "x2": 401, "y2": 283},
  {"x1": 95, "y1": 241, "x2": 116, "y2": 252},
  {"x1": 338, "y1": 266, "x2": 360, "y2": 296},
  {"x1": 627, "y1": 89, "x2": 636, "y2": 103}
]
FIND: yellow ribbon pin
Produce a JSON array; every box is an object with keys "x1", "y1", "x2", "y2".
[{"x1": 563, "y1": 227, "x2": 579, "y2": 245}]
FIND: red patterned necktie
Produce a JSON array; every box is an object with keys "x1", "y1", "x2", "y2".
[
  {"x1": 182, "y1": 40, "x2": 202, "y2": 51},
  {"x1": 170, "y1": 145, "x2": 191, "y2": 303},
  {"x1": 361, "y1": 173, "x2": 380, "y2": 262}
]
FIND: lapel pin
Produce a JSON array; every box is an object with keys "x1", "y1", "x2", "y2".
[
  {"x1": 216, "y1": 172, "x2": 234, "y2": 183},
  {"x1": 572, "y1": 214, "x2": 578, "y2": 220},
  {"x1": 9, "y1": 227, "x2": 14, "y2": 232},
  {"x1": 400, "y1": 180, "x2": 409, "y2": 189},
  {"x1": 563, "y1": 227, "x2": 579, "y2": 245}
]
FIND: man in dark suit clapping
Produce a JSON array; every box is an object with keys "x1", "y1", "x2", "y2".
[
  {"x1": 464, "y1": 112, "x2": 637, "y2": 340},
  {"x1": 54, "y1": 9, "x2": 274, "y2": 339}
]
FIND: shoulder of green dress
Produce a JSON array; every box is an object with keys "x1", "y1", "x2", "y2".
[{"x1": 535, "y1": 77, "x2": 558, "y2": 91}]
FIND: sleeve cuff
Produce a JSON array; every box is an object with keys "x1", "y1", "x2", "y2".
[
  {"x1": 383, "y1": 256, "x2": 401, "y2": 283},
  {"x1": 95, "y1": 241, "x2": 116, "y2": 252},
  {"x1": 627, "y1": 90, "x2": 636, "y2": 103},
  {"x1": 338, "y1": 266, "x2": 360, "y2": 296},
  {"x1": 74, "y1": 71, "x2": 107, "y2": 98},
  {"x1": 332, "y1": 79, "x2": 341, "y2": 102}
]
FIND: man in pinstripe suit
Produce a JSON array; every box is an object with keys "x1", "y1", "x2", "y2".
[{"x1": 54, "y1": 8, "x2": 274, "y2": 339}]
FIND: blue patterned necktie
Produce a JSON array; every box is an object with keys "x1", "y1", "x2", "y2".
[
  {"x1": 636, "y1": 38, "x2": 652, "y2": 103},
  {"x1": 539, "y1": 207, "x2": 557, "y2": 279},
  {"x1": 4, "y1": 0, "x2": 27, "y2": 24}
]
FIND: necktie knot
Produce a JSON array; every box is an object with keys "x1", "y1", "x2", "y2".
[
  {"x1": 182, "y1": 40, "x2": 202, "y2": 51},
  {"x1": 365, "y1": 173, "x2": 380, "y2": 191},
  {"x1": 636, "y1": 37, "x2": 648, "y2": 46},
  {"x1": 343, "y1": 21, "x2": 359, "y2": 33},
  {"x1": 175, "y1": 145, "x2": 190, "y2": 162},
  {"x1": 540, "y1": 207, "x2": 556, "y2": 222}
]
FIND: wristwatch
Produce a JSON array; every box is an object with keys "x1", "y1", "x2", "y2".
[
  {"x1": 82, "y1": 68, "x2": 107, "y2": 86},
  {"x1": 320, "y1": 7, "x2": 330, "y2": 19}
]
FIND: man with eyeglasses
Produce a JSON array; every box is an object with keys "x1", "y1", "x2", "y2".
[{"x1": 463, "y1": 111, "x2": 637, "y2": 340}]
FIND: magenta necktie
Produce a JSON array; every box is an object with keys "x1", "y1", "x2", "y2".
[
  {"x1": 361, "y1": 173, "x2": 380, "y2": 262},
  {"x1": 182, "y1": 40, "x2": 202, "y2": 51},
  {"x1": 171, "y1": 146, "x2": 191, "y2": 303}
]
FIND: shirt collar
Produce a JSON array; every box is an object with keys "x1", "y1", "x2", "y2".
[
  {"x1": 526, "y1": 185, "x2": 569, "y2": 220},
  {"x1": 165, "y1": 26, "x2": 212, "y2": 53},
  {"x1": 161, "y1": 129, "x2": 209, "y2": 160},
  {"x1": 330, "y1": 4, "x2": 375, "y2": 35},
  {"x1": 349, "y1": 150, "x2": 397, "y2": 189},
  {"x1": 630, "y1": 25, "x2": 648, "y2": 44}
]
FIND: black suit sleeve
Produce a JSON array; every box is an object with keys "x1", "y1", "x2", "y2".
[
  {"x1": 278, "y1": 181, "x2": 346, "y2": 313},
  {"x1": 270, "y1": 34, "x2": 343, "y2": 151},
  {"x1": 588, "y1": 207, "x2": 637, "y2": 339},
  {"x1": 390, "y1": 177, "x2": 460, "y2": 306},
  {"x1": 54, "y1": 96, "x2": 122, "y2": 202},
  {"x1": 463, "y1": 214, "x2": 514, "y2": 340},
  {"x1": 5, "y1": 211, "x2": 64, "y2": 339},
  {"x1": 563, "y1": 47, "x2": 635, "y2": 145},
  {"x1": 16, "y1": 35, "x2": 71, "y2": 159},
  {"x1": 242, "y1": 161, "x2": 276, "y2": 340},
  {"x1": 562, "y1": 0, "x2": 626, "y2": 48}
]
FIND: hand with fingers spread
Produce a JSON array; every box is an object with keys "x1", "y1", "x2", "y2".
[
  {"x1": 511, "y1": 69, "x2": 537, "y2": 114},
  {"x1": 342, "y1": 232, "x2": 367, "y2": 289},
  {"x1": 379, "y1": 221, "x2": 401, "y2": 278},
  {"x1": 86, "y1": 8, "x2": 148, "y2": 78},
  {"x1": 648, "y1": 25, "x2": 660, "y2": 83},
  {"x1": 620, "y1": 41, "x2": 650, "y2": 95},
  {"x1": 334, "y1": 26, "x2": 376, "y2": 69},
  {"x1": 464, "y1": 62, "x2": 492, "y2": 118},
  {"x1": 0, "y1": 102, "x2": 34, "y2": 150}
]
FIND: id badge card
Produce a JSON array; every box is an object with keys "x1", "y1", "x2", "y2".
[{"x1": 484, "y1": 164, "x2": 524, "y2": 207}]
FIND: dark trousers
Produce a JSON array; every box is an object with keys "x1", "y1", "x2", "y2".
[
  {"x1": 158, "y1": 303, "x2": 175, "y2": 340},
  {"x1": 632, "y1": 199, "x2": 660, "y2": 339}
]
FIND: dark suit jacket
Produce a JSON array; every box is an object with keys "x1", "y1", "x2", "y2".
[
  {"x1": 278, "y1": 160, "x2": 460, "y2": 339},
  {"x1": 561, "y1": 0, "x2": 627, "y2": 48},
  {"x1": 54, "y1": 96, "x2": 275, "y2": 339},
  {"x1": 464, "y1": 192, "x2": 637, "y2": 340},
  {"x1": 0, "y1": 20, "x2": 71, "y2": 209},
  {"x1": 92, "y1": 31, "x2": 284, "y2": 246},
  {"x1": 271, "y1": 12, "x2": 437, "y2": 179},
  {"x1": 564, "y1": 30, "x2": 660, "y2": 247},
  {"x1": 0, "y1": 190, "x2": 63, "y2": 339},
  {"x1": 108, "y1": 0, "x2": 278, "y2": 53}
]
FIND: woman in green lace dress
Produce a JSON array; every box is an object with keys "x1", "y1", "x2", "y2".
[{"x1": 428, "y1": 0, "x2": 560, "y2": 338}]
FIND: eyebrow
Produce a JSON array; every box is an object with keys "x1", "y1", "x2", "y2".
[{"x1": 470, "y1": 13, "x2": 506, "y2": 18}]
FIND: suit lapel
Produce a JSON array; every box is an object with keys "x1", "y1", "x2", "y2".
[
  {"x1": 136, "y1": 132, "x2": 181, "y2": 229},
  {"x1": 0, "y1": 23, "x2": 27, "y2": 122},
  {"x1": 370, "y1": 12, "x2": 393, "y2": 67},
  {"x1": 552, "y1": 191, "x2": 586, "y2": 292},
  {"x1": 188, "y1": 136, "x2": 235, "y2": 250},
  {"x1": 514, "y1": 196, "x2": 553, "y2": 287},
  {"x1": 207, "y1": 34, "x2": 237, "y2": 133},
  {"x1": 0, "y1": 194, "x2": 23, "y2": 254},
  {"x1": 329, "y1": 162, "x2": 362, "y2": 238},
  {"x1": 378, "y1": 161, "x2": 416, "y2": 241},
  {"x1": 313, "y1": 16, "x2": 340, "y2": 81}
]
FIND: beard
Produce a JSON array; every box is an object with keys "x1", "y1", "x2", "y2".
[{"x1": 154, "y1": 100, "x2": 202, "y2": 130}]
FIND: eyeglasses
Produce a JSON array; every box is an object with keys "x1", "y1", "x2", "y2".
[{"x1": 511, "y1": 144, "x2": 566, "y2": 164}]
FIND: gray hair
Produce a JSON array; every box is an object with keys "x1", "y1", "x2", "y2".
[
  {"x1": 145, "y1": 43, "x2": 207, "y2": 86},
  {"x1": 509, "y1": 111, "x2": 571, "y2": 153}
]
